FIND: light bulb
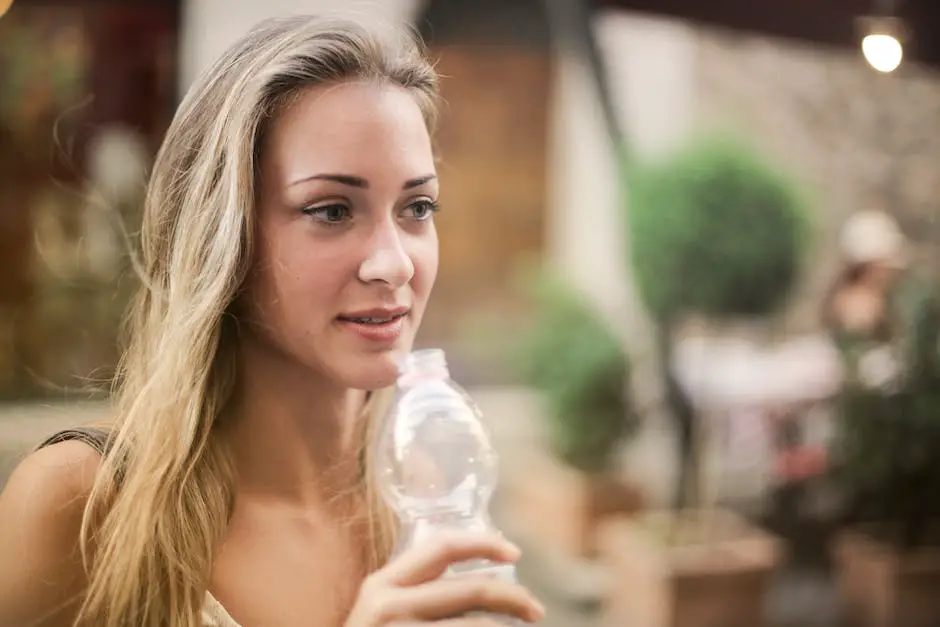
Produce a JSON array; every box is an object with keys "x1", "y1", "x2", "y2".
[
  {"x1": 0, "y1": 0, "x2": 13, "y2": 18},
  {"x1": 862, "y1": 33, "x2": 903, "y2": 73}
]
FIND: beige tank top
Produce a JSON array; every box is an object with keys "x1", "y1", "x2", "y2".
[
  {"x1": 202, "y1": 593, "x2": 243, "y2": 627},
  {"x1": 37, "y1": 429, "x2": 244, "y2": 627}
]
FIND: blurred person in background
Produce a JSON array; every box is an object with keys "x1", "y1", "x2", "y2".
[
  {"x1": 0, "y1": 15, "x2": 543, "y2": 627},
  {"x1": 821, "y1": 209, "x2": 940, "y2": 394},
  {"x1": 824, "y1": 209, "x2": 908, "y2": 350}
]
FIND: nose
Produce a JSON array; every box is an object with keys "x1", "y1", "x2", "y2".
[{"x1": 358, "y1": 220, "x2": 414, "y2": 287}]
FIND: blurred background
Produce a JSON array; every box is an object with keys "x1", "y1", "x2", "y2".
[{"x1": 3, "y1": 0, "x2": 940, "y2": 626}]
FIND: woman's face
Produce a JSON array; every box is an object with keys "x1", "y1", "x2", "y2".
[{"x1": 245, "y1": 80, "x2": 439, "y2": 390}]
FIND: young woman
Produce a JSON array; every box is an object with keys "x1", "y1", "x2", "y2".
[{"x1": 0, "y1": 15, "x2": 545, "y2": 627}]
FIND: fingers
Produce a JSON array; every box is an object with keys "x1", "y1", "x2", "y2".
[
  {"x1": 378, "y1": 531, "x2": 520, "y2": 587},
  {"x1": 349, "y1": 531, "x2": 541, "y2": 627},
  {"x1": 389, "y1": 575, "x2": 544, "y2": 623}
]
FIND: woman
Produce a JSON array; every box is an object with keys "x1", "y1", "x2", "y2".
[
  {"x1": 824, "y1": 209, "x2": 909, "y2": 344},
  {"x1": 0, "y1": 15, "x2": 545, "y2": 627}
]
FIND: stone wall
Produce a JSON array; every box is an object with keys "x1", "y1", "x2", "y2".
[{"x1": 691, "y1": 26, "x2": 940, "y2": 330}]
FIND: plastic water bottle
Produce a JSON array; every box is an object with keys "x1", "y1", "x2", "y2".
[{"x1": 375, "y1": 348, "x2": 521, "y2": 624}]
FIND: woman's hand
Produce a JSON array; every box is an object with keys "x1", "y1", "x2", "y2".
[{"x1": 344, "y1": 531, "x2": 544, "y2": 626}]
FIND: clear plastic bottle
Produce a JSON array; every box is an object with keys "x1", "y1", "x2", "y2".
[{"x1": 374, "y1": 348, "x2": 520, "y2": 623}]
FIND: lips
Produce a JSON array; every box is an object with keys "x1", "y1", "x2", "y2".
[
  {"x1": 337, "y1": 306, "x2": 410, "y2": 324},
  {"x1": 336, "y1": 307, "x2": 410, "y2": 343}
]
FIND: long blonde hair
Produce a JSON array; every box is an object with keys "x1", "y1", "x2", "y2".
[{"x1": 77, "y1": 16, "x2": 439, "y2": 626}]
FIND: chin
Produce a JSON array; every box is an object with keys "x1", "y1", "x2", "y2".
[{"x1": 335, "y1": 349, "x2": 406, "y2": 391}]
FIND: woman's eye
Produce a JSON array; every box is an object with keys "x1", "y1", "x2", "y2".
[
  {"x1": 403, "y1": 200, "x2": 440, "y2": 221},
  {"x1": 303, "y1": 204, "x2": 351, "y2": 224}
]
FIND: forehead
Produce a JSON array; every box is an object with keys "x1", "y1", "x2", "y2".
[{"x1": 261, "y1": 81, "x2": 434, "y2": 181}]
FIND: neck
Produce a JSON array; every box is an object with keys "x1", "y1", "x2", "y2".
[{"x1": 223, "y1": 338, "x2": 370, "y2": 507}]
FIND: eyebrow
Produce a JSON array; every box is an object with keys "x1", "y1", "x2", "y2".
[{"x1": 289, "y1": 173, "x2": 437, "y2": 190}]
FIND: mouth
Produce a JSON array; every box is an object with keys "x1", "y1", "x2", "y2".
[
  {"x1": 336, "y1": 307, "x2": 410, "y2": 325},
  {"x1": 336, "y1": 307, "x2": 410, "y2": 343}
]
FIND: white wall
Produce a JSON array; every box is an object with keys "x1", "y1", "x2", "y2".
[
  {"x1": 545, "y1": 50, "x2": 627, "y2": 327},
  {"x1": 547, "y1": 10, "x2": 696, "y2": 358},
  {"x1": 178, "y1": 0, "x2": 426, "y2": 93},
  {"x1": 596, "y1": 10, "x2": 697, "y2": 160}
]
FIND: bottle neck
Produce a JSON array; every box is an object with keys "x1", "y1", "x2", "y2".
[{"x1": 397, "y1": 349, "x2": 451, "y2": 388}]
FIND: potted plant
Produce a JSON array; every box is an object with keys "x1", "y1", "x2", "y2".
[
  {"x1": 503, "y1": 272, "x2": 644, "y2": 559},
  {"x1": 599, "y1": 133, "x2": 811, "y2": 627},
  {"x1": 828, "y1": 259, "x2": 940, "y2": 627}
]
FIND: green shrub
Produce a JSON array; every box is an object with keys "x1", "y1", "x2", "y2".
[
  {"x1": 835, "y1": 273, "x2": 940, "y2": 549},
  {"x1": 627, "y1": 133, "x2": 811, "y2": 322},
  {"x1": 515, "y1": 274, "x2": 638, "y2": 474}
]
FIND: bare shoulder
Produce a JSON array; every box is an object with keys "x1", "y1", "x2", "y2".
[
  {"x1": 3, "y1": 438, "x2": 101, "y2": 500},
  {"x1": 0, "y1": 440, "x2": 103, "y2": 626}
]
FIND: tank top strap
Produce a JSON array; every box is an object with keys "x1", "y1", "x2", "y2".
[{"x1": 35, "y1": 426, "x2": 113, "y2": 456}]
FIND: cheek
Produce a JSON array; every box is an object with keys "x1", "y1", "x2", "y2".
[
  {"x1": 411, "y1": 231, "x2": 439, "y2": 298},
  {"x1": 278, "y1": 250, "x2": 349, "y2": 309},
  {"x1": 251, "y1": 234, "x2": 345, "y2": 319}
]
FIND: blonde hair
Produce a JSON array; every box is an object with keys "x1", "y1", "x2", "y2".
[{"x1": 77, "y1": 16, "x2": 439, "y2": 626}]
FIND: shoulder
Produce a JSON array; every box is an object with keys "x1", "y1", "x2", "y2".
[
  {"x1": 3, "y1": 437, "x2": 102, "y2": 512},
  {"x1": 0, "y1": 439, "x2": 103, "y2": 626}
]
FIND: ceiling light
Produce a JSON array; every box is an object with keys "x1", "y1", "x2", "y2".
[
  {"x1": 863, "y1": 33, "x2": 903, "y2": 72},
  {"x1": 857, "y1": 15, "x2": 907, "y2": 73}
]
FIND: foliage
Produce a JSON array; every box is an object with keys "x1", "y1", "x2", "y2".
[
  {"x1": 623, "y1": 132, "x2": 813, "y2": 510},
  {"x1": 626, "y1": 133, "x2": 812, "y2": 323},
  {"x1": 514, "y1": 273, "x2": 638, "y2": 474},
  {"x1": 834, "y1": 273, "x2": 940, "y2": 550}
]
